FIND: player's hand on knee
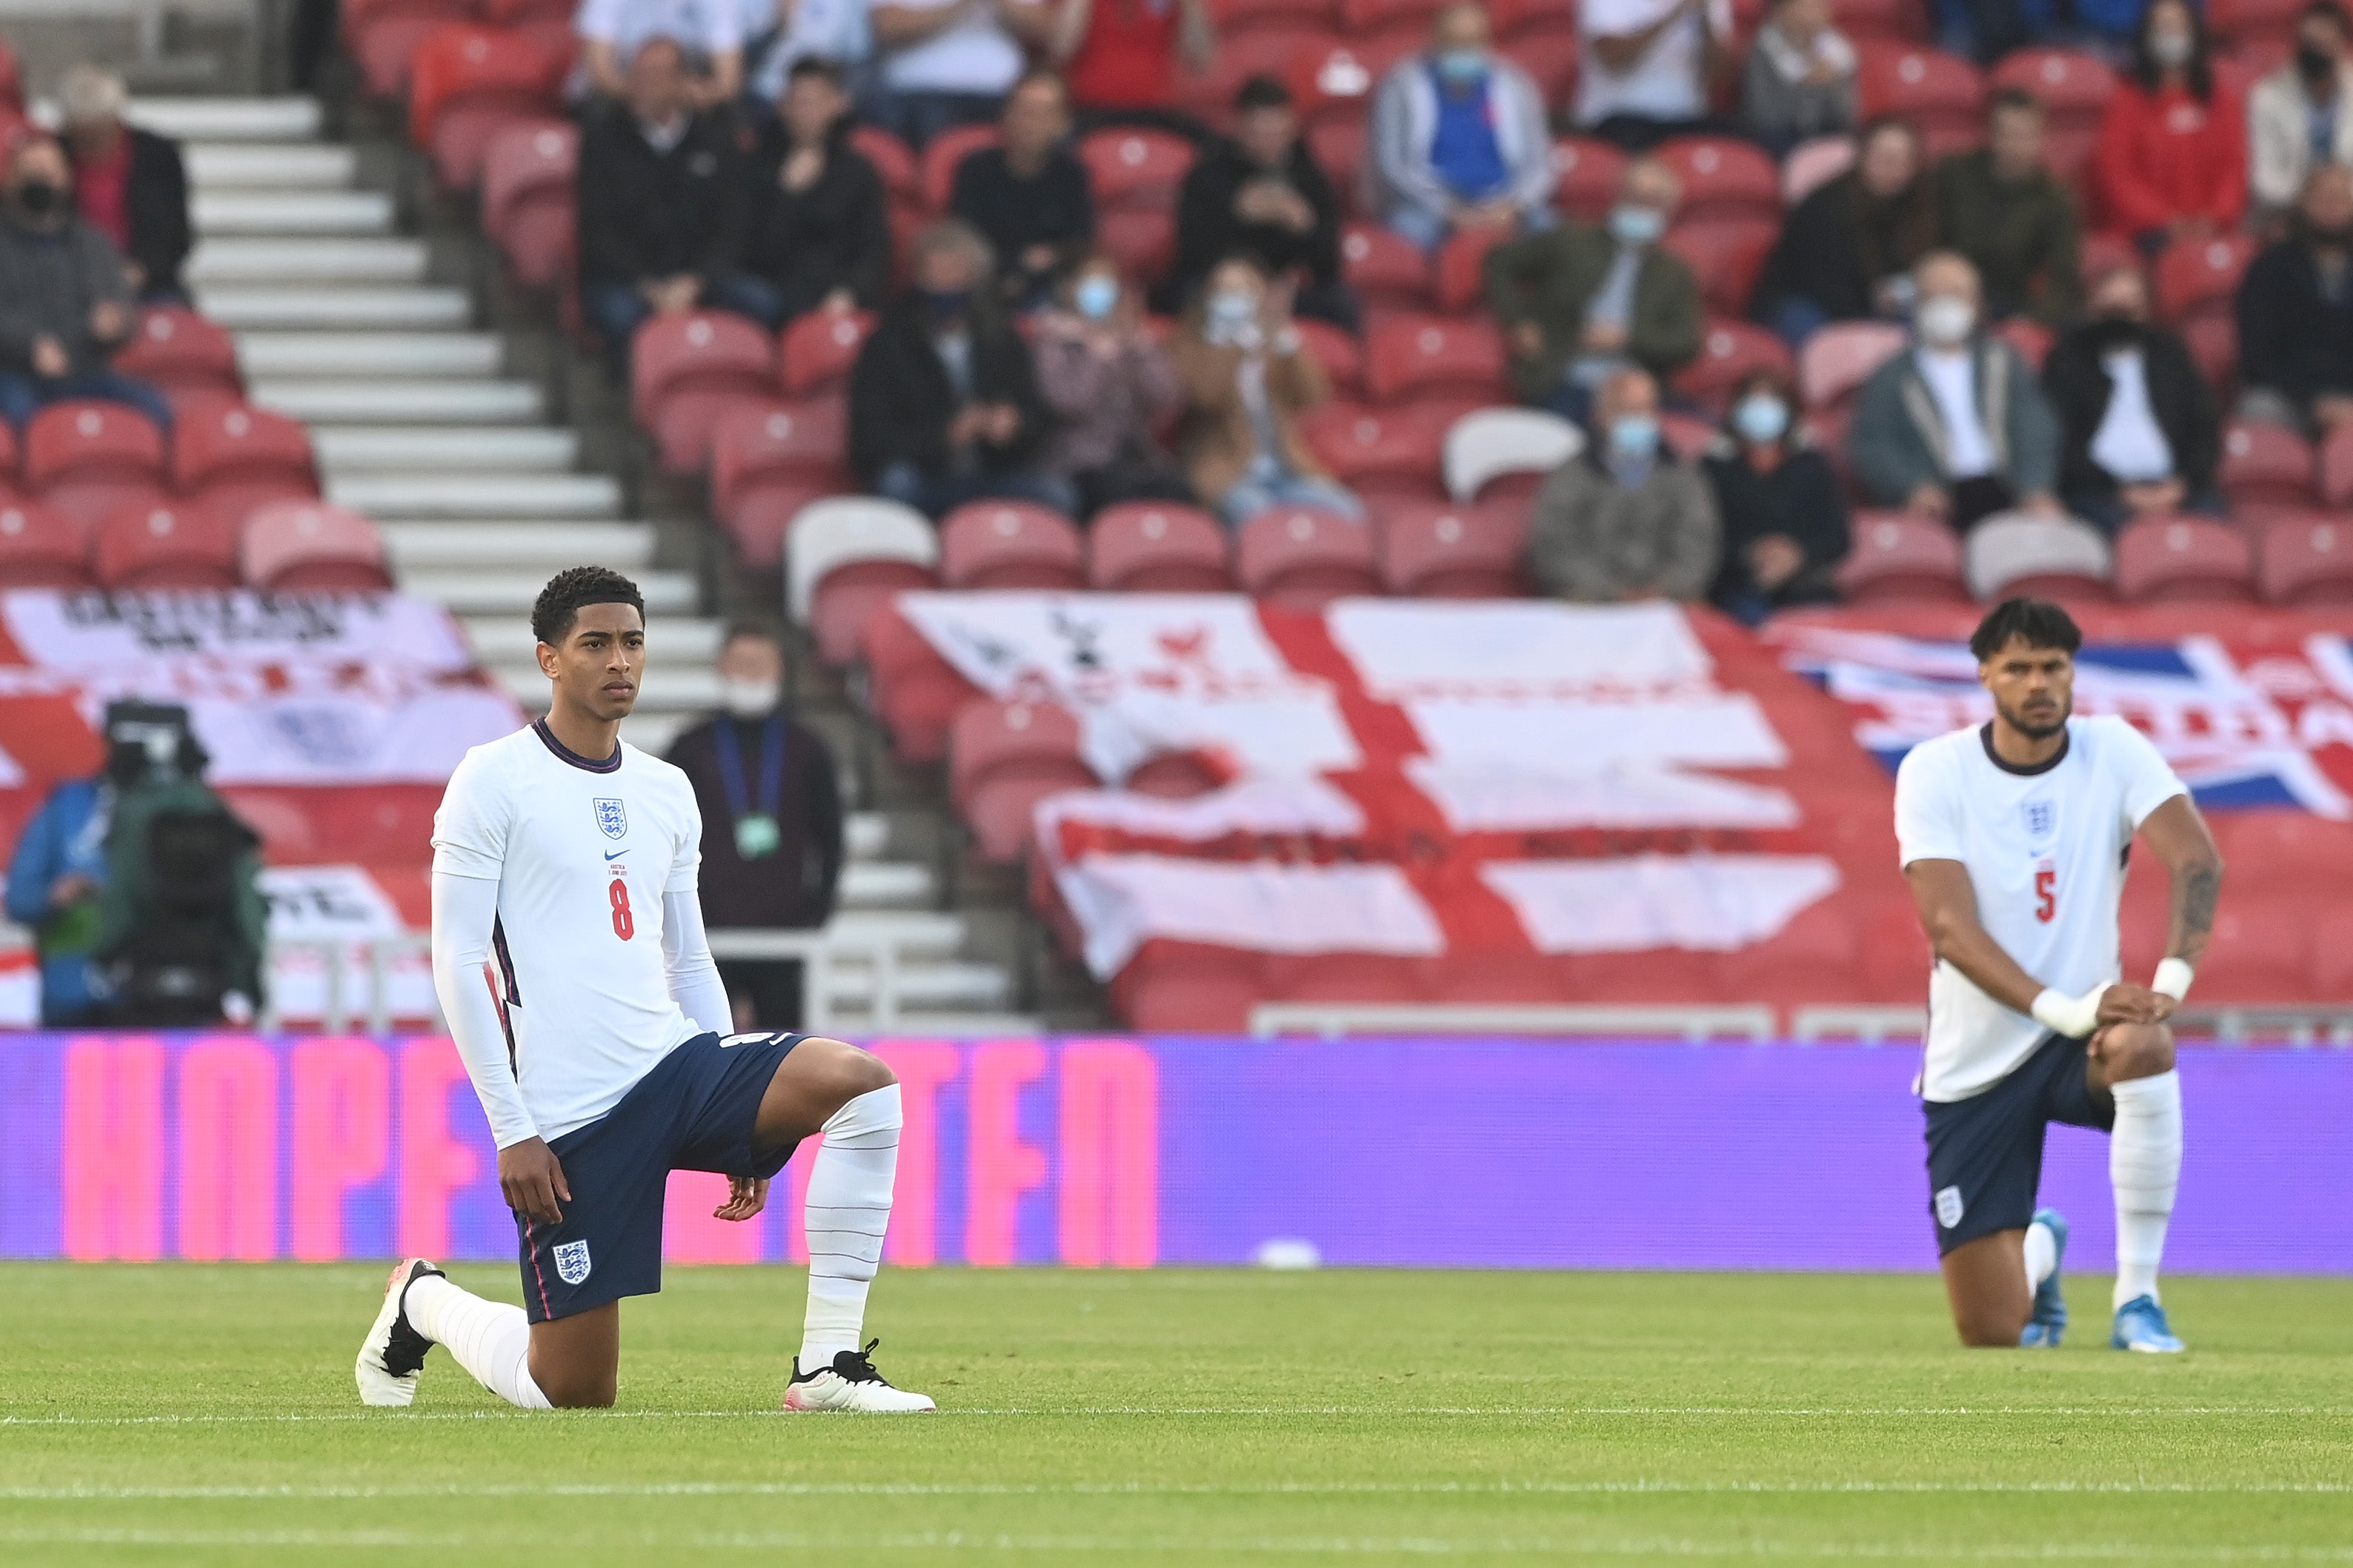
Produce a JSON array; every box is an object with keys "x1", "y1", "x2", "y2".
[
  {"x1": 714, "y1": 1175, "x2": 768, "y2": 1222},
  {"x1": 2094, "y1": 983, "x2": 2169, "y2": 1027},
  {"x1": 499, "y1": 1137, "x2": 570, "y2": 1224}
]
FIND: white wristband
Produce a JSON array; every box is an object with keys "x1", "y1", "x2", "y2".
[
  {"x1": 2030, "y1": 985, "x2": 2103, "y2": 1038},
  {"x1": 2151, "y1": 958, "x2": 2194, "y2": 1003}
]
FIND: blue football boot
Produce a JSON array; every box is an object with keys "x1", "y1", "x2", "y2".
[
  {"x1": 2019, "y1": 1208, "x2": 2068, "y2": 1348},
  {"x1": 2111, "y1": 1294, "x2": 2185, "y2": 1353}
]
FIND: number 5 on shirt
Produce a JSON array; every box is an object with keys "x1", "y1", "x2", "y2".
[
  {"x1": 609, "y1": 877, "x2": 635, "y2": 940},
  {"x1": 2034, "y1": 867, "x2": 2056, "y2": 924}
]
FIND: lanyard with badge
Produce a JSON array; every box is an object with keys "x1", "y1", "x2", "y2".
[{"x1": 713, "y1": 715, "x2": 787, "y2": 861}]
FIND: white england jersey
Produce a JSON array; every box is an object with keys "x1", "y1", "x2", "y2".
[
  {"x1": 432, "y1": 722, "x2": 705, "y2": 1141},
  {"x1": 1894, "y1": 715, "x2": 2186, "y2": 1102}
]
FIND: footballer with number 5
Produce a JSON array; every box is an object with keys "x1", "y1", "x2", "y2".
[
  {"x1": 356, "y1": 567, "x2": 933, "y2": 1413},
  {"x1": 1896, "y1": 598, "x2": 2223, "y2": 1354}
]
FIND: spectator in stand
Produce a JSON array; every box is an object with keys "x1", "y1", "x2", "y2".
[
  {"x1": 1484, "y1": 155, "x2": 1702, "y2": 425},
  {"x1": 0, "y1": 134, "x2": 170, "y2": 433},
  {"x1": 872, "y1": 0, "x2": 1053, "y2": 150},
  {"x1": 580, "y1": 0, "x2": 746, "y2": 107},
  {"x1": 1171, "y1": 76, "x2": 1354, "y2": 331},
  {"x1": 848, "y1": 219, "x2": 1074, "y2": 516},
  {"x1": 1171, "y1": 255, "x2": 1361, "y2": 526},
  {"x1": 1368, "y1": 2, "x2": 1556, "y2": 254},
  {"x1": 743, "y1": 0, "x2": 876, "y2": 110},
  {"x1": 1701, "y1": 369, "x2": 1848, "y2": 621},
  {"x1": 951, "y1": 69, "x2": 1096, "y2": 313},
  {"x1": 2092, "y1": 0, "x2": 2244, "y2": 257},
  {"x1": 2236, "y1": 164, "x2": 2353, "y2": 436},
  {"x1": 1931, "y1": 88, "x2": 2081, "y2": 327},
  {"x1": 1849, "y1": 250, "x2": 2063, "y2": 530},
  {"x1": 1528, "y1": 366, "x2": 1720, "y2": 603},
  {"x1": 5, "y1": 764, "x2": 110, "y2": 1027},
  {"x1": 1034, "y1": 251, "x2": 1191, "y2": 516},
  {"x1": 1574, "y1": 0, "x2": 1733, "y2": 150},
  {"x1": 57, "y1": 66, "x2": 190, "y2": 305},
  {"x1": 2042, "y1": 261, "x2": 2222, "y2": 534},
  {"x1": 576, "y1": 38, "x2": 740, "y2": 373},
  {"x1": 1753, "y1": 116, "x2": 1936, "y2": 347},
  {"x1": 2249, "y1": 1, "x2": 2353, "y2": 227},
  {"x1": 1740, "y1": 0, "x2": 1858, "y2": 157},
  {"x1": 717, "y1": 58, "x2": 891, "y2": 330},
  {"x1": 1051, "y1": 0, "x2": 1216, "y2": 134},
  {"x1": 663, "y1": 623, "x2": 843, "y2": 1032}
]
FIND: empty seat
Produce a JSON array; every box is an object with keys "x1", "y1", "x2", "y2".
[
  {"x1": 2221, "y1": 420, "x2": 2316, "y2": 510},
  {"x1": 1837, "y1": 510, "x2": 1969, "y2": 602},
  {"x1": 788, "y1": 497, "x2": 941, "y2": 665},
  {"x1": 112, "y1": 307, "x2": 242, "y2": 407},
  {"x1": 93, "y1": 500, "x2": 241, "y2": 590},
  {"x1": 24, "y1": 400, "x2": 167, "y2": 529},
  {"x1": 241, "y1": 500, "x2": 394, "y2": 591},
  {"x1": 2319, "y1": 421, "x2": 2353, "y2": 507},
  {"x1": 172, "y1": 401, "x2": 319, "y2": 521},
  {"x1": 1799, "y1": 320, "x2": 1906, "y2": 411},
  {"x1": 1663, "y1": 217, "x2": 1778, "y2": 317},
  {"x1": 407, "y1": 24, "x2": 566, "y2": 192},
  {"x1": 1079, "y1": 127, "x2": 1196, "y2": 210},
  {"x1": 349, "y1": 0, "x2": 466, "y2": 99},
  {"x1": 2155, "y1": 233, "x2": 2257, "y2": 327},
  {"x1": 1341, "y1": 221, "x2": 1431, "y2": 312},
  {"x1": 951, "y1": 697, "x2": 1096, "y2": 864},
  {"x1": 630, "y1": 311, "x2": 778, "y2": 474},
  {"x1": 2113, "y1": 516, "x2": 2254, "y2": 602},
  {"x1": 1857, "y1": 45, "x2": 1986, "y2": 152},
  {"x1": 1362, "y1": 313, "x2": 1506, "y2": 403},
  {"x1": 0, "y1": 499, "x2": 91, "y2": 587},
  {"x1": 1551, "y1": 136, "x2": 1629, "y2": 222},
  {"x1": 1237, "y1": 504, "x2": 1382, "y2": 606},
  {"x1": 1298, "y1": 401, "x2": 1450, "y2": 499},
  {"x1": 1288, "y1": 38, "x2": 1418, "y2": 127},
  {"x1": 1674, "y1": 320, "x2": 1795, "y2": 413},
  {"x1": 849, "y1": 125, "x2": 918, "y2": 206},
  {"x1": 2209, "y1": 0, "x2": 2306, "y2": 48},
  {"x1": 1431, "y1": 226, "x2": 1508, "y2": 314},
  {"x1": 1654, "y1": 136, "x2": 1780, "y2": 224},
  {"x1": 1963, "y1": 511, "x2": 2114, "y2": 600},
  {"x1": 2258, "y1": 514, "x2": 2353, "y2": 603},
  {"x1": 1781, "y1": 135, "x2": 1856, "y2": 207},
  {"x1": 779, "y1": 308, "x2": 876, "y2": 396},
  {"x1": 1088, "y1": 501, "x2": 1234, "y2": 591},
  {"x1": 1442, "y1": 406, "x2": 1580, "y2": 502},
  {"x1": 940, "y1": 500, "x2": 1086, "y2": 590},
  {"x1": 710, "y1": 398, "x2": 851, "y2": 541},
  {"x1": 480, "y1": 118, "x2": 578, "y2": 289},
  {"x1": 1294, "y1": 317, "x2": 1363, "y2": 398},
  {"x1": 920, "y1": 122, "x2": 1001, "y2": 214},
  {"x1": 1375, "y1": 497, "x2": 1528, "y2": 597}
]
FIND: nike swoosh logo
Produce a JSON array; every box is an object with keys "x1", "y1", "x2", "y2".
[{"x1": 605, "y1": 849, "x2": 626, "y2": 861}]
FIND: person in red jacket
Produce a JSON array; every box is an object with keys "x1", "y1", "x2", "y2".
[{"x1": 2092, "y1": 0, "x2": 2247, "y2": 254}]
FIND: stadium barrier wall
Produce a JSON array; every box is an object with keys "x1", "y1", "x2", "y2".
[{"x1": 1, "y1": 1033, "x2": 2345, "y2": 1272}]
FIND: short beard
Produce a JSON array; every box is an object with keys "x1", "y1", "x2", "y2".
[{"x1": 1997, "y1": 697, "x2": 2069, "y2": 741}]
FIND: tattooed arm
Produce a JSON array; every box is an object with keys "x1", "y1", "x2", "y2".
[{"x1": 2138, "y1": 794, "x2": 2225, "y2": 968}]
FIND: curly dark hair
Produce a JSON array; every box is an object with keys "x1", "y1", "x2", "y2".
[
  {"x1": 1970, "y1": 598, "x2": 2082, "y2": 661},
  {"x1": 531, "y1": 565, "x2": 645, "y2": 647}
]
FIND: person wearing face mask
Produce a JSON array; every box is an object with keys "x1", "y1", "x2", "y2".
[
  {"x1": 1754, "y1": 116, "x2": 1937, "y2": 347},
  {"x1": 1172, "y1": 255, "x2": 1361, "y2": 525},
  {"x1": 848, "y1": 219, "x2": 1076, "y2": 518},
  {"x1": 1740, "y1": 0, "x2": 1858, "y2": 157},
  {"x1": 662, "y1": 624, "x2": 844, "y2": 1032},
  {"x1": 2250, "y1": 1, "x2": 2353, "y2": 225},
  {"x1": 2236, "y1": 165, "x2": 2353, "y2": 436},
  {"x1": 1485, "y1": 156, "x2": 1703, "y2": 424},
  {"x1": 1368, "y1": 1, "x2": 1557, "y2": 253},
  {"x1": 713, "y1": 58, "x2": 892, "y2": 331},
  {"x1": 2091, "y1": 0, "x2": 2245, "y2": 257},
  {"x1": 1849, "y1": 250, "x2": 2063, "y2": 530},
  {"x1": 2043, "y1": 263, "x2": 2221, "y2": 535},
  {"x1": 0, "y1": 133, "x2": 171, "y2": 436},
  {"x1": 1034, "y1": 253, "x2": 1191, "y2": 516},
  {"x1": 1931, "y1": 89, "x2": 2081, "y2": 327},
  {"x1": 1528, "y1": 367, "x2": 1720, "y2": 602},
  {"x1": 1700, "y1": 371, "x2": 1850, "y2": 622}
]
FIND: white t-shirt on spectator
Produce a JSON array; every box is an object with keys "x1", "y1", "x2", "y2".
[
  {"x1": 578, "y1": 0, "x2": 746, "y2": 59},
  {"x1": 879, "y1": 0, "x2": 1023, "y2": 94},
  {"x1": 2089, "y1": 348, "x2": 2175, "y2": 484},
  {"x1": 746, "y1": 0, "x2": 872, "y2": 100},
  {"x1": 1917, "y1": 345, "x2": 1994, "y2": 480},
  {"x1": 1576, "y1": 0, "x2": 1730, "y2": 125}
]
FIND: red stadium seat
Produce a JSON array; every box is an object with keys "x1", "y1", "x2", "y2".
[
  {"x1": 1176, "y1": 30, "x2": 1331, "y2": 126},
  {"x1": 1989, "y1": 48, "x2": 2116, "y2": 141},
  {"x1": 1857, "y1": 45, "x2": 1986, "y2": 153},
  {"x1": 0, "y1": 499, "x2": 92, "y2": 588},
  {"x1": 1078, "y1": 127, "x2": 1195, "y2": 211},
  {"x1": 1552, "y1": 136, "x2": 1629, "y2": 223},
  {"x1": 0, "y1": 36, "x2": 21, "y2": 109},
  {"x1": 1442, "y1": 407, "x2": 1577, "y2": 502},
  {"x1": 710, "y1": 399, "x2": 849, "y2": 521},
  {"x1": 2258, "y1": 514, "x2": 2353, "y2": 603},
  {"x1": 1112, "y1": 939, "x2": 1267, "y2": 1031},
  {"x1": 1295, "y1": 317, "x2": 1364, "y2": 398},
  {"x1": 2179, "y1": 313, "x2": 2240, "y2": 393},
  {"x1": 481, "y1": 118, "x2": 577, "y2": 288},
  {"x1": 779, "y1": 308, "x2": 876, "y2": 396},
  {"x1": 240, "y1": 500, "x2": 393, "y2": 591},
  {"x1": 951, "y1": 697, "x2": 1096, "y2": 864},
  {"x1": 1799, "y1": 321, "x2": 1906, "y2": 411},
  {"x1": 939, "y1": 500, "x2": 1086, "y2": 590},
  {"x1": 1341, "y1": 222, "x2": 1432, "y2": 313},
  {"x1": 1658, "y1": 411, "x2": 1717, "y2": 461},
  {"x1": 921, "y1": 123, "x2": 1001, "y2": 214},
  {"x1": 93, "y1": 500, "x2": 241, "y2": 590},
  {"x1": 1374, "y1": 497, "x2": 1528, "y2": 597},
  {"x1": 348, "y1": 0, "x2": 466, "y2": 99},
  {"x1": 859, "y1": 604, "x2": 982, "y2": 765},
  {"x1": 1305, "y1": 119, "x2": 1368, "y2": 206},
  {"x1": 1492, "y1": 0, "x2": 1576, "y2": 41},
  {"x1": 408, "y1": 24, "x2": 567, "y2": 193},
  {"x1": 1837, "y1": 510, "x2": 1970, "y2": 603},
  {"x1": 1993, "y1": 316, "x2": 2052, "y2": 371},
  {"x1": 1289, "y1": 38, "x2": 1418, "y2": 127},
  {"x1": 1337, "y1": 0, "x2": 1440, "y2": 32},
  {"x1": 1098, "y1": 207, "x2": 1177, "y2": 284},
  {"x1": 1663, "y1": 218, "x2": 1777, "y2": 317},
  {"x1": 1831, "y1": 0, "x2": 1926, "y2": 44},
  {"x1": 849, "y1": 126, "x2": 918, "y2": 206},
  {"x1": 1298, "y1": 401, "x2": 1450, "y2": 499},
  {"x1": 2318, "y1": 422, "x2": 2353, "y2": 507},
  {"x1": 630, "y1": 311, "x2": 777, "y2": 474},
  {"x1": 1655, "y1": 136, "x2": 1780, "y2": 225},
  {"x1": 24, "y1": 400, "x2": 167, "y2": 530},
  {"x1": 1674, "y1": 319, "x2": 1796, "y2": 414},
  {"x1": 1088, "y1": 501, "x2": 1234, "y2": 591},
  {"x1": 791, "y1": 497, "x2": 940, "y2": 664},
  {"x1": 1236, "y1": 504, "x2": 1382, "y2": 606},
  {"x1": 112, "y1": 307, "x2": 242, "y2": 407},
  {"x1": 2154, "y1": 233, "x2": 2257, "y2": 326},
  {"x1": 1208, "y1": 0, "x2": 1338, "y2": 39},
  {"x1": 172, "y1": 401, "x2": 319, "y2": 523},
  {"x1": 1511, "y1": 31, "x2": 1580, "y2": 100},
  {"x1": 2220, "y1": 421, "x2": 2316, "y2": 510},
  {"x1": 2209, "y1": 0, "x2": 2305, "y2": 48},
  {"x1": 1431, "y1": 226, "x2": 1508, "y2": 315},
  {"x1": 2112, "y1": 516, "x2": 2255, "y2": 603},
  {"x1": 1362, "y1": 313, "x2": 1506, "y2": 403}
]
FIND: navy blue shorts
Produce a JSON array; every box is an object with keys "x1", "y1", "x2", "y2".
[
  {"x1": 516, "y1": 1030, "x2": 802, "y2": 1323},
  {"x1": 1922, "y1": 1031, "x2": 2114, "y2": 1256}
]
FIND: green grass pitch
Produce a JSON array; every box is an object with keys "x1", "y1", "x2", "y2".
[{"x1": 2, "y1": 1264, "x2": 2349, "y2": 1564}]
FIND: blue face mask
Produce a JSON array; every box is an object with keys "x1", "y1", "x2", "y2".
[
  {"x1": 1608, "y1": 203, "x2": 1666, "y2": 247},
  {"x1": 1074, "y1": 274, "x2": 1119, "y2": 321},
  {"x1": 1610, "y1": 414, "x2": 1660, "y2": 461},
  {"x1": 1733, "y1": 394, "x2": 1791, "y2": 445},
  {"x1": 1434, "y1": 47, "x2": 1487, "y2": 85}
]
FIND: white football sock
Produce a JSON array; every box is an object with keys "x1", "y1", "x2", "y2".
[
  {"x1": 799, "y1": 1084, "x2": 901, "y2": 1371},
  {"x1": 2023, "y1": 1217, "x2": 2057, "y2": 1292},
  {"x1": 404, "y1": 1273, "x2": 551, "y2": 1410},
  {"x1": 2109, "y1": 1070, "x2": 2183, "y2": 1310}
]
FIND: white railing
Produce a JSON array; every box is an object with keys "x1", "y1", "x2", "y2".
[{"x1": 1248, "y1": 1003, "x2": 1779, "y2": 1041}]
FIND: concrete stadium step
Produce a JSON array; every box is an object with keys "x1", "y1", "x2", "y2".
[
  {"x1": 188, "y1": 237, "x2": 427, "y2": 285},
  {"x1": 330, "y1": 473, "x2": 622, "y2": 519},
  {"x1": 129, "y1": 98, "x2": 322, "y2": 143},
  {"x1": 316, "y1": 427, "x2": 578, "y2": 473},
  {"x1": 405, "y1": 567, "x2": 695, "y2": 617},
  {"x1": 382, "y1": 521, "x2": 651, "y2": 570},
  {"x1": 460, "y1": 615, "x2": 725, "y2": 666},
  {"x1": 186, "y1": 144, "x2": 357, "y2": 189},
  {"x1": 254, "y1": 380, "x2": 542, "y2": 424},
  {"x1": 821, "y1": 960, "x2": 1009, "y2": 1011},
  {"x1": 824, "y1": 910, "x2": 967, "y2": 957},
  {"x1": 839, "y1": 861, "x2": 934, "y2": 910},
  {"x1": 824, "y1": 1008, "x2": 1041, "y2": 1032},
  {"x1": 202, "y1": 288, "x2": 472, "y2": 331},
  {"x1": 501, "y1": 664, "x2": 720, "y2": 713},
  {"x1": 239, "y1": 333, "x2": 504, "y2": 379},
  {"x1": 847, "y1": 812, "x2": 888, "y2": 860},
  {"x1": 192, "y1": 191, "x2": 393, "y2": 236}
]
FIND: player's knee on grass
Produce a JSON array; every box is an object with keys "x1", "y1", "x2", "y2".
[
  {"x1": 527, "y1": 1352, "x2": 617, "y2": 1408},
  {"x1": 2096, "y1": 1021, "x2": 2175, "y2": 1084}
]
